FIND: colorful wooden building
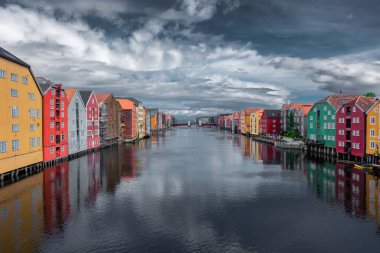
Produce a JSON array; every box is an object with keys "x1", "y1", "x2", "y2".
[
  {"x1": 116, "y1": 98, "x2": 138, "y2": 142},
  {"x1": 79, "y1": 91, "x2": 100, "y2": 150},
  {"x1": 95, "y1": 93, "x2": 122, "y2": 146},
  {"x1": 307, "y1": 95, "x2": 359, "y2": 151},
  {"x1": 240, "y1": 109, "x2": 257, "y2": 135},
  {"x1": 231, "y1": 112, "x2": 240, "y2": 133},
  {"x1": 0, "y1": 47, "x2": 43, "y2": 175},
  {"x1": 250, "y1": 109, "x2": 264, "y2": 136},
  {"x1": 37, "y1": 77, "x2": 68, "y2": 161},
  {"x1": 145, "y1": 108, "x2": 151, "y2": 137},
  {"x1": 260, "y1": 109, "x2": 281, "y2": 135},
  {"x1": 336, "y1": 96, "x2": 374, "y2": 159},
  {"x1": 365, "y1": 99, "x2": 380, "y2": 163},
  {"x1": 66, "y1": 89, "x2": 87, "y2": 155},
  {"x1": 293, "y1": 104, "x2": 313, "y2": 138},
  {"x1": 149, "y1": 108, "x2": 158, "y2": 133}
]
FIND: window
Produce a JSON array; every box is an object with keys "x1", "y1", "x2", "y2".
[
  {"x1": 11, "y1": 106, "x2": 19, "y2": 118},
  {"x1": 37, "y1": 109, "x2": 40, "y2": 119},
  {"x1": 50, "y1": 147, "x2": 54, "y2": 154},
  {"x1": 37, "y1": 137, "x2": 41, "y2": 146},
  {"x1": 91, "y1": 98, "x2": 94, "y2": 104},
  {"x1": 370, "y1": 117, "x2": 376, "y2": 125},
  {"x1": 0, "y1": 141, "x2": 7, "y2": 153},
  {"x1": 370, "y1": 141, "x2": 376, "y2": 149},
  {"x1": 61, "y1": 101, "x2": 64, "y2": 108},
  {"x1": 0, "y1": 69, "x2": 5, "y2": 78},
  {"x1": 95, "y1": 120, "x2": 99, "y2": 126},
  {"x1": 81, "y1": 131, "x2": 84, "y2": 136},
  {"x1": 332, "y1": 123, "x2": 335, "y2": 129},
  {"x1": 324, "y1": 115, "x2": 327, "y2": 120},
  {"x1": 12, "y1": 140, "x2": 19, "y2": 151},
  {"x1": 375, "y1": 108, "x2": 379, "y2": 113},
  {"x1": 12, "y1": 124, "x2": 19, "y2": 132},
  {"x1": 52, "y1": 89, "x2": 55, "y2": 95},
  {"x1": 30, "y1": 124, "x2": 37, "y2": 131},
  {"x1": 332, "y1": 115, "x2": 335, "y2": 120},
  {"x1": 87, "y1": 120, "x2": 92, "y2": 125},
  {"x1": 332, "y1": 136, "x2": 335, "y2": 141},
  {"x1": 341, "y1": 107, "x2": 345, "y2": 113},
  {"x1": 61, "y1": 122, "x2": 64, "y2": 128},
  {"x1": 323, "y1": 135, "x2": 327, "y2": 140},
  {"x1": 328, "y1": 123, "x2": 331, "y2": 129},
  {"x1": 22, "y1": 76, "x2": 28, "y2": 84},
  {"x1": 328, "y1": 135, "x2": 331, "y2": 140},
  {"x1": 61, "y1": 134, "x2": 65, "y2": 141},
  {"x1": 61, "y1": 146, "x2": 65, "y2": 151},
  {"x1": 10, "y1": 73, "x2": 18, "y2": 82},
  {"x1": 29, "y1": 109, "x2": 36, "y2": 118},
  {"x1": 50, "y1": 98, "x2": 54, "y2": 105},
  {"x1": 324, "y1": 106, "x2": 327, "y2": 111},
  {"x1": 61, "y1": 111, "x2": 64, "y2": 117},
  {"x1": 50, "y1": 110, "x2": 54, "y2": 117},
  {"x1": 29, "y1": 93, "x2": 35, "y2": 100},
  {"x1": 370, "y1": 129, "x2": 376, "y2": 137},
  {"x1": 30, "y1": 138, "x2": 35, "y2": 148},
  {"x1": 310, "y1": 116, "x2": 313, "y2": 120},
  {"x1": 50, "y1": 122, "x2": 54, "y2": 128},
  {"x1": 353, "y1": 107, "x2": 356, "y2": 112},
  {"x1": 328, "y1": 110, "x2": 331, "y2": 115},
  {"x1": 50, "y1": 135, "x2": 54, "y2": 142},
  {"x1": 324, "y1": 123, "x2": 327, "y2": 128},
  {"x1": 10, "y1": 89, "x2": 18, "y2": 97},
  {"x1": 95, "y1": 130, "x2": 99, "y2": 135},
  {"x1": 88, "y1": 130, "x2": 92, "y2": 136}
]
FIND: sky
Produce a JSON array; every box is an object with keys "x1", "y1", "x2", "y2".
[{"x1": 1, "y1": 0, "x2": 380, "y2": 119}]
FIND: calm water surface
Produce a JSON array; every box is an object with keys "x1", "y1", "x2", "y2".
[{"x1": 1, "y1": 128, "x2": 380, "y2": 252}]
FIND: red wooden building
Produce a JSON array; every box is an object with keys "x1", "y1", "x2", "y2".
[
  {"x1": 335, "y1": 96, "x2": 374, "y2": 158},
  {"x1": 37, "y1": 77, "x2": 68, "y2": 161},
  {"x1": 116, "y1": 98, "x2": 138, "y2": 141},
  {"x1": 260, "y1": 109, "x2": 281, "y2": 135},
  {"x1": 79, "y1": 91, "x2": 100, "y2": 150}
]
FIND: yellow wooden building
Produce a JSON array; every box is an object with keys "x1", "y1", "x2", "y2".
[
  {"x1": 366, "y1": 100, "x2": 380, "y2": 161},
  {"x1": 0, "y1": 47, "x2": 43, "y2": 175},
  {"x1": 240, "y1": 109, "x2": 257, "y2": 135},
  {"x1": 250, "y1": 109, "x2": 264, "y2": 136}
]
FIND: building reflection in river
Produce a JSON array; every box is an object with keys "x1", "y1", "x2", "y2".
[
  {"x1": 249, "y1": 140, "x2": 280, "y2": 163},
  {"x1": 0, "y1": 173, "x2": 44, "y2": 253}
]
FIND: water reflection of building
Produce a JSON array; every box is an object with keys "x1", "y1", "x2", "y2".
[
  {"x1": 280, "y1": 150, "x2": 306, "y2": 171},
  {"x1": 249, "y1": 141, "x2": 280, "y2": 163},
  {"x1": 69, "y1": 152, "x2": 101, "y2": 213},
  {"x1": 100, "y1": 147, "x2": 123, "y2": 193},
  {"x1": 243, "y1": 137, "x2": 251, "y2": 158},
  {"x1": 365, "y1": 173, "x2": 380, "y2": 224},
  {"x1": 0, "y1": 173, "x2": 44, "y2": 253},
  {"x1": 335, "y1": 164, "x2": 366, "y2": 217},
  {"x1": 121, "y1": 144, "x2": 139, "y2": 181},
  {"x1": 43, "y1": 162, "x2": 70, "y2": 234},
  {"x1": 306, "y1": 161, "x2": 336, "y2": 202}
]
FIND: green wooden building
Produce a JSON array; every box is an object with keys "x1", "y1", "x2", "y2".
[{"x1": 307, "y1": 95, "x2": 359, "y2": 148}]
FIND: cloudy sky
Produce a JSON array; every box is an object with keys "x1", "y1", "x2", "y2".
[{"x1": 1, "y1": 0, "x2": 380, "y2": 118}]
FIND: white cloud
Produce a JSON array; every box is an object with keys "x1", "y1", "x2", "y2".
[{"x1": 1, "y1": 2, "x2": 380, "y2": 117}]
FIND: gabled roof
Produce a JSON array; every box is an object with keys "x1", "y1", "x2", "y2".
[
  {"x1": 79, "y1": 90, "x2": 93, "y2": 105},
  {"x1": 251, "y1": 109, "x2": 264, "y2": 117},
  {"x1": 263, "y1": 109, "x2": 281, "y2": 118},
  {"x1": 345, "y1": 96, "x2": 376, "y2": 113},
  {"x1": 281, "y1": 103, "x2": 291, "y2": 110},
  {"x1": 242, "y1": 108, "x2": 257, "y2": 115},
  {"x1": 116, "y1": 98, "x2": 135, "y2": 110},
  {"x1": 291, "y1": 103, "x2": 313, "y2": 110},
  {"x1": 36, "y1": 77, "x2": 54, "y2": 94},
  {"x1": 0, "y1": 46, "x2": 30, "y2": 68},
  {"x1": 316, "y1": 94, "x2": 360, "y2": 110},
  {"x1": 116, "y1": 97, "x2": 141, "y2": 105},
  {"x1": 301, "y1": 106, "x2": 312, "y2": 116},
  {"x1": 65, "y1": 89, "x2": 78, "y2": 104},
  {"x1": 95, "y1": 93, "x2": 112, "y2": 104}
]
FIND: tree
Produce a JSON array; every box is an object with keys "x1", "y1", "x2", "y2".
[{"x1": 363, "y1": 92, "x2": 376, "y2": 97}]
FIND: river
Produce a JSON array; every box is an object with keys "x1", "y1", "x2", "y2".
[{"x1": 0, "y1": 128, "x2": 380, "y2": 252}]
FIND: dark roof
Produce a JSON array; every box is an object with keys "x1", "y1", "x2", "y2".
[
  {"x1": 0, "y1": 47, "x2": 30, "y2": 68},
  {"x1": 316, "y1": 94, "x2": 359, "y2": 110},
  {"x1": 79, "y1": 90, "x2": 93, "y2": 105},
  {"x1": 263, "y1": 109, "x2": 281, "y2": 118},
  {"x1": 36, "y1": 77, "x2": 54, "y2": 93}
]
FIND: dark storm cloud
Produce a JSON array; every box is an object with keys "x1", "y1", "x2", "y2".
[{"x1": 1, "y1": 0, "x2": 380, "y2": 117}]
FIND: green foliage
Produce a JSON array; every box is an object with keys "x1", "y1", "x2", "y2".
[
  {"x1": 284, "y1": 128, "x2": 299, "y2": 138},
  {"x1": 363, "y1": 92, "x2": 376, "y2": 97}
]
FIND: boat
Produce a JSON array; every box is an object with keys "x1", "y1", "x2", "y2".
[{"x1": 354, "y1": 163, "x2": 373, "y2": 170}]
